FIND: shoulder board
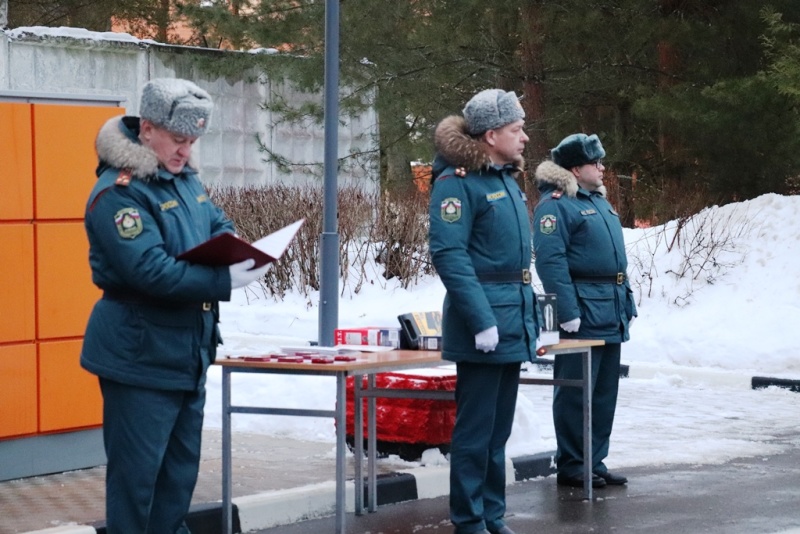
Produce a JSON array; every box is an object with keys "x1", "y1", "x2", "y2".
[
  {"x1": 115, "y1": 169, "x2": 132, "y2": 187},
  {"x1": 551, "y1": 190, "x2": 563, "y2": 199},
  {"x1": 435, "y1": 166, "x2": 468, "y2": 182}
]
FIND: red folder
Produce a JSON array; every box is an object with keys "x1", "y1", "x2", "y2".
[{"x1": 177, "y1": 219, "x2": 304, "y2": 268}]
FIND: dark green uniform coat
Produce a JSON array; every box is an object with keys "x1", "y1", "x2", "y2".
[
  {"x1": 532, "y1": 159, "x2": 636, "y2": 478},
  {"x1": 532, "y1": 161, "x2": 635, "y2": 340},
  {"x1": 81, "y1": 116, "x2": 234, "y2": 391},
  {"x1": 429, "y1": 115, "x2": 540, "y2": 534},
  {"x1": 80, "y1": 115, "x2": 235, "y2": 534},
  {"x1": 429, "y1": 119, "x2": 540, "y2": 364}
]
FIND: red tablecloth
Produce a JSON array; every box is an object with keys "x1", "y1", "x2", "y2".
[{"x1": 345, "y1": 371, "x2": 456, "y2": 445}]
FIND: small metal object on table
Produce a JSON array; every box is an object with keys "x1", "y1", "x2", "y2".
[{"x1": 351, "y1": 339, "x2": 604, "y2": 507}]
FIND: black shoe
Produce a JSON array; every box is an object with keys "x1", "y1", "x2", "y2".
[
  {"x1": 489, "y1": 527, "x2": 516, "y2": 534},
  {"x1": 556, "y1": 472, "x2": 607, "y2": 488},
  {"x1": 594, "y1": 470, "x2": 628, "y2": 485}
]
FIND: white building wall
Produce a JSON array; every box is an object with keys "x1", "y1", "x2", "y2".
[{"x1": 0, "y1": 27, "x2": 379, "y2": 190}]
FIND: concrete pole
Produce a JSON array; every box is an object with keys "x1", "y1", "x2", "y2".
[{"x1": 1, "y1": 0, "x2": 8, "y2": 28}]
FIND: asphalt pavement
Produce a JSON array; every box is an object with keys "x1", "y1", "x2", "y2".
[{"x1": 246, "y1": 441, "x2": 800, "y2": 534}]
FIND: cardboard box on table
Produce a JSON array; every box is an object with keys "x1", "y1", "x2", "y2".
[
  {"x1": 398, "y1": 311, "x2": 442, "y2": 350},
  {"x1": 334, "y1": 327, "x2": 401, "y2": 348}
]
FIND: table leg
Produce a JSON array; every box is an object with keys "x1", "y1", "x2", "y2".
[
  {"x1": 335, "y1": 373, "x2": 346, "y2": 534},
  {"x1": 354, "y1": 373, "x2": 364, "y2": 515},
  {"x1": 222, "y1": 367, "x2": 233, "y2": 534},
  {"x1": 367, "y1": 373, "x2": 377, "y2": 512},
  {"x1": 582, "y1": 348, "x2": 593, "y2": 501}
]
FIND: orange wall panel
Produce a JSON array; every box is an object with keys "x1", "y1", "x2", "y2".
[
  {"x1": 36, "y1": 222, "x2": 100, "y2": 339},
  {"x1": 39, "y1": 339, "x2": 102, "y2": 432},
  {"x1": 33, "y1": 105, "x2": 122, "y2": 220},
  {"x1": 0, "y1": 344, "x2": 38, "y2": 438},
  {"x1": 0, "y1": 224, "x2": 36, "y2": 342},
  {"x1": 0, "y1": 103, "x2": 34, "y2": 221}
]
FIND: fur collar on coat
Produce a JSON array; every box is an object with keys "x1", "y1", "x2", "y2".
[
  {"x1": 534, "y1": 160, "x2": 606, "y2": 198},
  {"x1": 95, "y1": 115, "x2": 198, "y2": 182},
  {"x1": 433, "y1": 115, "x2": 524, "y2": 176}
]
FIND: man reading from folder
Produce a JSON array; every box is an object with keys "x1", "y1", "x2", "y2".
[{"x1": 81, "y1": 78, "x2": 268, "y2": 533}]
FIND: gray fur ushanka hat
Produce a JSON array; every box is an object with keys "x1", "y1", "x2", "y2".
[
  {"x1": 551, "y1": 133, "x2": 606, "y2": 169},
  {"x1": 139, "y1": 78, "x2": 213, "y2": 137},
  {"x1": 462, "y1": 89, "x2": 525, "y2": 135}
]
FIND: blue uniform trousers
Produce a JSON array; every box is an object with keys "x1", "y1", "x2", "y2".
[
  {"x1": 450, "y1": 361, "x2": 520, "y2": 534},
  {"x1": 99, "y1": 378, "x2": 205, "y2": 534},
  {"x1": 552, "y1": 343, "x2": 621, "y2": 477}
]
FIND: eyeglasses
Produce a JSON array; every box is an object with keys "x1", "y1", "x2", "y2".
[{"x1": 590, "y1": 160, "x2": 604, "y2": 169}]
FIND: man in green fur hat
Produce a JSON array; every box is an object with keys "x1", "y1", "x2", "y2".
[{"x1": 532, "y1": 133, "x2": 637, "y2": 489}]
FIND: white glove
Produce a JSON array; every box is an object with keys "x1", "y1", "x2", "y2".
[
  {"x1": 560, "y1": 318, "x2": 581, "y2": 333},
  {"x1": 229, "y1": 259, "x2": 270, "y2": 289},
  {"x1": 475, "y1": 326, "x2": 499, "y2": 353},
  {"x1": 629, "y1": 316, "x2": 637, "y2": 328}
]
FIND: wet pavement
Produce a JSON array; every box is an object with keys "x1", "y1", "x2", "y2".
[{"x1": 247, "y1": 442, "x2": 800, "y2": 534}]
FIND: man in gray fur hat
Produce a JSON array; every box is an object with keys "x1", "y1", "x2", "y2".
[
  {"x1": 532, "y1": 133, "x2": 637, "y2": 490},
  {"x1": 81, "y1": 78, "x2": 268, "y2": 533},
  {"x1": 428, "y1": 89, "x2": 541, "y2": 534}
]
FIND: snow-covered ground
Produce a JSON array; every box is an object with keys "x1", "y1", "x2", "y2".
[{"x1": 205, "y1": 193, "x2": 800, "y2": 469}]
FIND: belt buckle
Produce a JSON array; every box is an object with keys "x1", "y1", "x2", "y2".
[
  {"x1": 616, "y1": 273, "x2": 624, "y2": 285},
  {"x1": 522, "y1": 269, "x2": 532, "y2": 284},
  {"x1": 202, "y1": 302, "x2": 212, "y2": 311}
]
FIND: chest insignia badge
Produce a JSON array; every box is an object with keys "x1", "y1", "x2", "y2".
[
  {"x1": 486, "y1": 190, "x2": 507, "y2": 202},
  {"x1": 160, "y1": 200, "x2": 179, "y2": 211},
  {"x1": 440, "y1": 197, "x2": 462, "y2": 223}
]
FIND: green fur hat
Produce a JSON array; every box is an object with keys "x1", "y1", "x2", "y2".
[
  {"x1": 139, "y1": 78, "x2": 213, "y2": 137},
  {"x1": 551, "y1": 133, "x2": 605, "y2": 169}
]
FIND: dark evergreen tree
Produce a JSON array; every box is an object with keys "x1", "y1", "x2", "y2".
[{"x1": 11, "y1": 0, "x2": 800, "y2": 218}]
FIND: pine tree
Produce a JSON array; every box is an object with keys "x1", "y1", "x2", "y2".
[{"x1": 14, "y1": 0, "x2": 799, "y2": 216}]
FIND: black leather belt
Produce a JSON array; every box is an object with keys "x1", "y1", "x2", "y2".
[
  {"x1": 476, "y1": 269, "x2": 532, "y2": 284},
  {"x1": 571, "y1": 273, "x2": 626, "y2": 285},
  {"x1": 103, "y1": 290, "x2": 213, "y2": 311}
]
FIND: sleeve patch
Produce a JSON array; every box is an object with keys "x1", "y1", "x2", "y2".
[
  {"x1": 440, "y1": 198, "x2": 462, "y2": 223},
  {"x1": 115, "y1": 208, "x2": 143, "y2": 239},
  {"x1": 539, "y1": 214, "x2": 557, "y2": 234}
]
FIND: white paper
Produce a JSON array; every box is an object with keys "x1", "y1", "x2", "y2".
[{"x1": 252, "y1": 219, "x2": 304, "y2": 259}]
